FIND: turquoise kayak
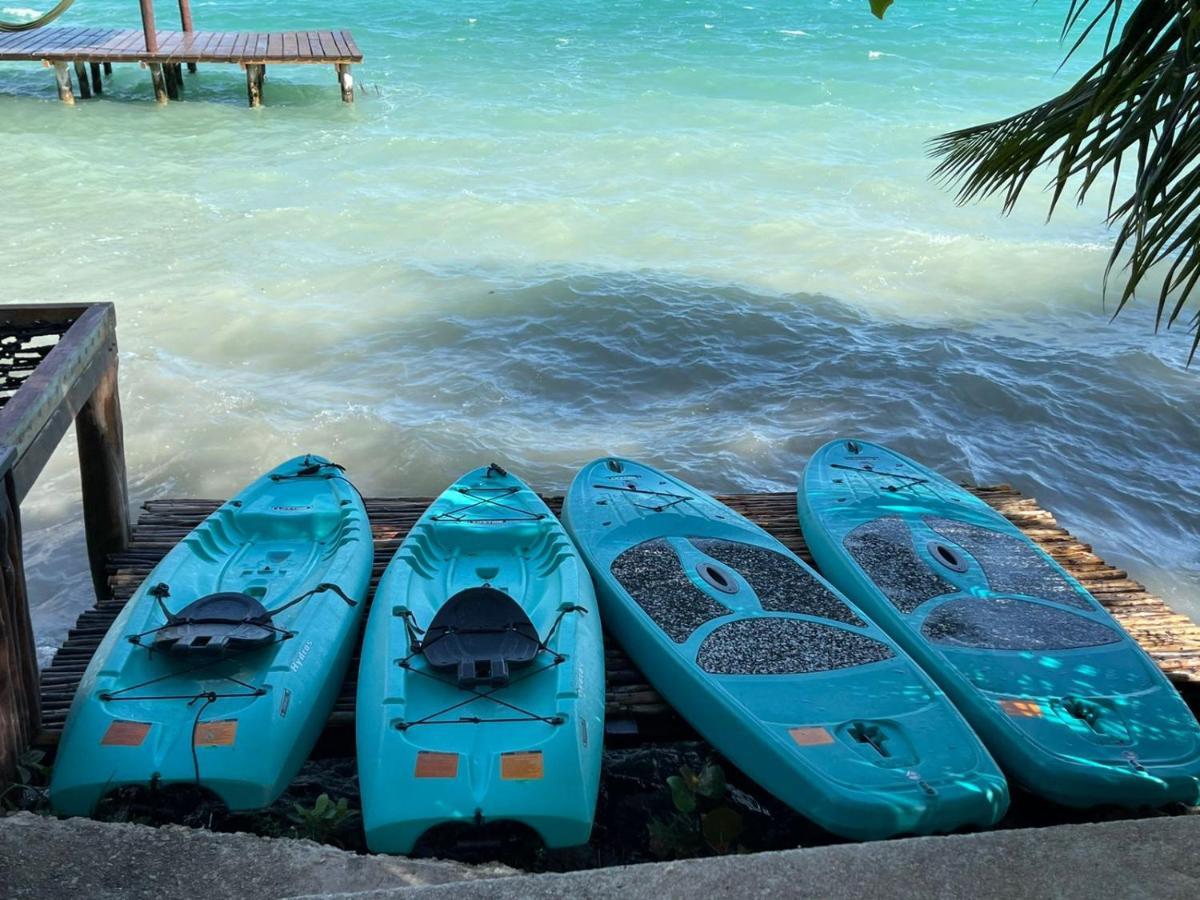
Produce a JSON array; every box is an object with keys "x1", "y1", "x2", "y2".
[
  {"x1": 799, "y1": 440, "x2": 1200, "y2": 808},
  {"x1": 357, "y1": 464, "x2": 605, "y2": 854},
  {"x1": 562, "y1": 457, "x2": 1007, "y2": 840},
  {"x1": 50, "y1": 455, "x2": 373, "y2": 816}
]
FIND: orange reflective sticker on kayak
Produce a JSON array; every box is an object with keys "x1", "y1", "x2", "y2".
[
  {"x1": 415, "y1": 752, "x2": 459, "y2": 779},
  {"x1": 194, "y1": 720, "x2": 238, "y2": 747},
  {"x1": 1000, "y1": 699, "x2": 1043, "y2": 718},
  {"x1": 789, "y1": 727, "x2": 835, "y2": 747},
  {"x1": 101, "y1": 720, "x2": 150, "y2": 747},
  {"x1": 501, "y1": 751, "x2": 544, "y2": 780}
]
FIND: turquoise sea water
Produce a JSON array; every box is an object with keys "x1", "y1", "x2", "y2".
[{"x1": 2, "y1": 1, "x2": 1198, "y2": 661}]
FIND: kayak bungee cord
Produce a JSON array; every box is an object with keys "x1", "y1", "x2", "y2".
[
  {"x1": 431, "y1": 486, "x2": 547, "y2": 522},
  {"x1": 0, "y1": 0, "x2": 75, "y2": 32},
  {"x1": 391, "y1": 602, "x2": 588, "y2": 731}
]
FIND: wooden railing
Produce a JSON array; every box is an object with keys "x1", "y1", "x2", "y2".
[{"x1": 0, "y1": 303, "x2": 128, "y2": 785}]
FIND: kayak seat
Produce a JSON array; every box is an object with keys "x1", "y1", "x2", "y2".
[
  {"x1": 422, "y1": 587, "x2": 540, "y2": 687},
  {"x1": 152, "y1": 592, "x2": 279, "y2": 655}
]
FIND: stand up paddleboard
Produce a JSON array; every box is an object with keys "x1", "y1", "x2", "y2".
[
  {"x1": 563, "y1": 457, "x2": 1008, "y2": 840},
  {"x1": 357, "y1": 464, "x2": 604, "y2": 854},
  {"x1": 51, "y1": 455, "x2": 373, "y2": 815},
  {"x1": 799, "y1": 440, "x2": 1200, "y2": 808}
]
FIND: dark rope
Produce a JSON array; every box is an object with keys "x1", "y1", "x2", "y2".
[
  {"x1": 265, "y1": 582, "x2": 357, "y2": 617},
  {"x1": 396, "y1": 608, "x2": 426, "y2": 650},
  {"x1": 538, "y1": 603, "x2": 588, "y2": 652},
  {"x1": 189, "y1": 693, "x2": 217, "y2": 785},
  {"x1": 269, "y1": 457, "x2": 346, "y2": 482}
]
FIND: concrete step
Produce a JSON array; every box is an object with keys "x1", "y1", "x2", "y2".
[
  {"x1": 295, "y1": 814, "x2": 1200, "y2": 900},
  {"x1": 0, "y1": 812, "x2": 513, "y2": 900}
]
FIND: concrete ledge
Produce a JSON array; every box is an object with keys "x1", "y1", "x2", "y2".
[
  {"x1": 0, "y1": 812, "x2": 512, "y2": 900},
  {"x1": 6, "y1": 810, "x2": 1200, "y2": 899},
  {"x1": 306, "y1": 815, "x2": 1200, "y2": 900}
]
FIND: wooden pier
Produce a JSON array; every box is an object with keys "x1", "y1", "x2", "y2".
[
  {"x1": 0, "y1": 25, "x2": 362, "y2": 106},
  {"x1": 35, "y1": 486, "x2": 1200, "y2": 747}
]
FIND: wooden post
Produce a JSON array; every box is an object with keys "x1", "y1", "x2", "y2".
[
  {"x1": 149, "y1": 63, "x2": 168, "y2": 103},
  {"x1": 52, "y1": 62, "x2": 74, "y2": 104},
  {"x1": 73, "y1": 60, "x2": 92, "y2": 99},
  {"x1": 0, "y1": 465, "x2": 38, "y2": 789},
  {"x1": 246, "y1": 63, "x2": 263, "y2": 108},
  {"x1": 173, "y1": 63, "x2": 185, "y2": 91},
  {"x1": 177, "y1": 0, "x2": 196, "y2": 72},
  {"x1": 336, "y1": 64, "x2": 353, "y2": 104},
  {"x1": 74, "y1": 360, "x2": 129, "y2": 604},
  {"x1": 139, "y1": 0, "x2": 158, "y2": 54},
  {"x1": 89, "y1": 62, "x2": 103, "y2": 94},
  {"x1": 164, "y1": 62, "x2": 180, "y2": 100},
  {"x1": 104, "y1": 62, "x2": 113, "y2": 75}
]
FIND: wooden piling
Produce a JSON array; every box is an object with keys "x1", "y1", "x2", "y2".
[
  {"x1": 0, "y1": 466, "x2": 37, "y2": 787},
  {"x1": 246, "y1": 63, "x2": 263, "y2": 108},
  {"x1": 138, "y1": 0, "x2": 158, "y2": 54},
  {"x1": 164, "y1": 63, "x2": 180, "y2": 100},
  {"x1": 52, "y1": 61, "x2": 74, "y2": 104},
  {"x1": 149, "y1": 63, "x2": 168, "y2": 103},
  {"x1": 0, "y1": 304, "x2": 123, "y2": 782},
  {"x1": 177, "y1": 0, "x2": 197, "y2": 72},
  {"x1": 73, "y1": 60, "x2": 92, "y2": 99},
  {"x1": 89, "y1": 62, "x2": 103, "y2": 94},
  {"x1": 75, "y1": 361, "x2": 130, "y2": 604},
  {"x1": 104, "y1": 62, "x2": 113, "y2": 75},
  {"x1": 336, "y1": 63, "x2": 353, "y2": 103}
]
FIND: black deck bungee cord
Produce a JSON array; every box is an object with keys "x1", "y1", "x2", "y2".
[{"x1": 591, "y1": 482, "x2": 695, "y2": 513}]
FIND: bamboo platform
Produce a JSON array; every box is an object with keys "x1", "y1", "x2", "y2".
[
  {"x1": 0, "y1": 26, "x2": 362, "y2": 105},
  {"x1": 36, "y1": 486, "x2": 1200, "y2": 746}
]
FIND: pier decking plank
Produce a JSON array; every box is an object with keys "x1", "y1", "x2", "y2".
[
  {"x1": 0, "y1": 26, "x2": 363, "y2": 64},
  {"x1": 34, "y1": 487, "x2": 1200, "y2": 746}
]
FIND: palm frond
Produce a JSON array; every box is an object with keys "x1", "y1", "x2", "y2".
[{"x1": 929, "y1": 1, "x2": 1200, "y2": 362}]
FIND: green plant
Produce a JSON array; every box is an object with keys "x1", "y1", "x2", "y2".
[
  {"x1": 648, "y1": 761, "x2": 745, "y2": 859},
  {"x1": 288, "y1": 793, "x2": 358, "y2": 846},
  {"x1": 1, "y1": 748, "x2": 51, "y2": 812},
  {"x1": 872, "y1": 2, "x2": 1200, "y2": 363}
]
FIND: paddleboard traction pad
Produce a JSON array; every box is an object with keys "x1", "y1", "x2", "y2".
[
  {"x1": 923, "y1": 517, "x2": 1093, "y2": 611},
  {"x1": 611, "y1": 538, "x2": 731, "y2": 643},
  {"x1": 690, "y1": 539, "x2": 866, "y2": 627},
  {"x1": 921, "y1": 598, "x2": 1121, "y2": 651},
  {"x1": 843, "y1": 517, "x2": 957, "y2": 614},
  {"x1": 697, "y1": 617, "x2": 894, "y2": 675},
  {"x1": 610, "y1": 537, "x2": 872, "y2": 644}
]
